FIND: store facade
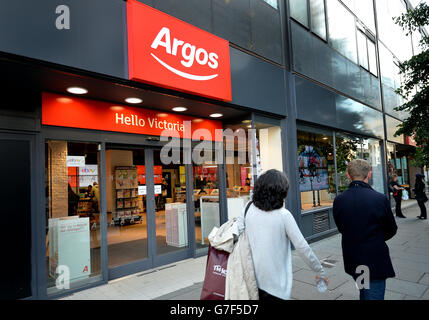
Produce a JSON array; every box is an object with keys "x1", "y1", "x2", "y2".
[
  {"x1": 1, "y1": 0, "x2": 423, "y2": 300},
  {"x1": 0, "y1": 0, "x2": 287, "y2": 299}
]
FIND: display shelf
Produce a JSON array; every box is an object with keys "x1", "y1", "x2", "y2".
[{"x1": 113, "y1": 166, "x2": 141, "y2": 226}]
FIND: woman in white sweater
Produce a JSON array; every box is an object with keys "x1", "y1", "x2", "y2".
[{"x1": 243, "y1": 169, "x2": 328, "y2": 300}]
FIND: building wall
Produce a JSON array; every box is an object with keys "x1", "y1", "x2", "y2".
[
  {"x1": 287, "y1": 0, "x2": 422, "y2": 131},
  {"x1": 47, "y1": 140, "x2": 68, "y2": 219},
  {"x1": 138, "y1": 0, "x2": 284, "y2": 64}
]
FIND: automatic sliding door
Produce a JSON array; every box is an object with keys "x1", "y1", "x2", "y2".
[{"x1": 106, "y1": 148, "x2": 149, "y2": 268}]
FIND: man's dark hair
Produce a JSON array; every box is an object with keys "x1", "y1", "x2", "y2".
[{"x1": 252, "y1": 169, "x2": 289, "y2": 211}]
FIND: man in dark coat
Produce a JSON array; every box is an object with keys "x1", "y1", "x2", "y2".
[{"x1": 333, "y1": 159, "x2": 398, "y2": 300}]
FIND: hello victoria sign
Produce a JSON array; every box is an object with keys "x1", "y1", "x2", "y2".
[
  {"x1": 127, "y1": 0, "x2": 232, "y2": 101},
  {"x1": 41, "y1": 92, "x2": 222, "y2": 141}
]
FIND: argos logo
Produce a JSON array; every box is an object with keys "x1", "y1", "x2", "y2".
[
  {"x1": 150, "y1": 27, "x2": 219, "y2": 81},
  {"x1": 127, "y1": 0, "x2": 232, "y2": 101}
]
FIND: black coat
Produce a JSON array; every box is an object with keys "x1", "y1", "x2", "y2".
[
  {"x1": 414, "y1": 180, "x2": 428, "y2": 203},
  {"x1": 333, "y1": 181, "x2": 398, "y2": 281}
]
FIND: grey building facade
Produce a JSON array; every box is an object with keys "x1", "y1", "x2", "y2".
[{"x1": 0, "y1": 0, "x2": 423, "y2": 299}]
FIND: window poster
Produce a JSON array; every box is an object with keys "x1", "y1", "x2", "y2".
[
  {"x1": 115, "y1": 166, "x2": 138, "y2": 189},
  {"x1": 298, "y1": 145, "x2": 329, "y2": 192}
]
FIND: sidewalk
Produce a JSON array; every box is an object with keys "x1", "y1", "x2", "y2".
[{"x1": 61, "y1": 201, "x2": 429, "y2": 300}]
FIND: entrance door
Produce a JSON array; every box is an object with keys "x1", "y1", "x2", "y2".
[
  {"x1": 0, "y1": 134, "x2": 33, "y2": 299},
  {"x1": 105, "y1": 145, "x2": 192, "y2": 278}
]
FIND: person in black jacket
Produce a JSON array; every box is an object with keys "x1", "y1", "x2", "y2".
[
  {"x1": 333, "y1": 159, "x2": 398, "y2": 300},
  {"x1": 390, "y1": 175, "x2": 406, "y2": 218},
  {"x1": 413, "y1": 173, "x2": 427, "y2": 220}
]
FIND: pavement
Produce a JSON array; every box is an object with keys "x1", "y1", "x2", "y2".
[{"x1": 61, "y1": 201, "x2": 429, "y2": 300}]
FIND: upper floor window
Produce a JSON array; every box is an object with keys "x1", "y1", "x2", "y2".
[
  {"x1": 290, "y1": 0, "x2": 309, "y2": 27},
  {"x1": 341, "y1": 0, "x2": 376, "y2": 32},
  {"x1": 357, "y1": 24, "x2": 378, "y2": 76},
  {"x1": 327, "y1": 0, "x2": 358, "y2": 63},
  {"x1": 290, "y1": 0, "x2": 327, "y2": 40},
  {"x1": 310, "y1": 0, "x2": 327, "y2": 39},
  {"x1": 263, "y1": 0, "x2": 278, "y2": 9}
]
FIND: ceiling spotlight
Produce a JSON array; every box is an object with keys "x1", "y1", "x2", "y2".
[
  {"x1": 67, "y1": 87, "x2": 88, "y2": 95},
  {"x1": 125, "y1": 97, "x2": 143, "y2": 104},
  {"x1": 242, "y1": 120, "x2": 252, "y2": 124},
  {"x1": 210, "y1": 113, "x2": 223, "y2": 118},
  {"x1": 172, "y1": 107, "x2": 187, "y2": 112}
]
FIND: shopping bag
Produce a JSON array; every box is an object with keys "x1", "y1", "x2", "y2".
[
  {"x1": 200, "y1": 245, "x2": 229, "y2": 300},
  {"x1": 402, "y1": 189, "x2": 409, "y2": 201}
]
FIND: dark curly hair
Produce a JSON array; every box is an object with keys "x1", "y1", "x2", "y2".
[{"x1": 252, "y1": 169, "x2": 289, "y2": 211}]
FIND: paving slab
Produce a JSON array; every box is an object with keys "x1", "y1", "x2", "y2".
[
  {"x1": 418, "y1": 274, "x2": 429, "y2": 286},
  {"x1": 60, "y1": 203, "x2": 429, "y2": 301},
  {"x1": 386, "y1": 278, "x2": 428, "y2": 298}
]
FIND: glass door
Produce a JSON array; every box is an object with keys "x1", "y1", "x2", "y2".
[
  {"x1": 105, "y1": 147, "x2": 149, "y2": 271},
  {"x1": 152, "y1": 148, "x2": 191, "y2": 260},
  {"x1": 105, "y1": 145, "x2": 193, "y2": 277}
]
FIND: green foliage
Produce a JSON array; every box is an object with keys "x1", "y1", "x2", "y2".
[
  {"x1": 335, "y1": 138, "x2": 359, "y2": 173},
  {"x1": 394, "y1": 3, "x2": 429, "y2": 166}
]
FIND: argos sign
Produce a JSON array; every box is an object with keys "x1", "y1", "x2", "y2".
[{"x1": 127, "y1": 0, "x2": 232, "y2": 101}]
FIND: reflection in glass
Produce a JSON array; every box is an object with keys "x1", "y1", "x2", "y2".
[
  {"x1": 45, "y1": 141, "x2": 101, "y2": 294},
  {"x1": 335, "y1": 134, "x2": 361, "y2": 193},
  {"x1": 290, "y1": 0, "x2": 309, "y2": 27},
  {"x1": 297, "y1": 129, "x2": 336, "y2": 211},
  {"x1": 357, "y1": 31, "x2": 369, "y2": 70},
  {"x1": 327, "y1": 0, "x2": 358, "y2": 63},
  {"x1": 310, "y1": 0, "x2": 327, "y2": 39},
  {"x1": 362, "y1": 138, "x2": 384, "y2": 193}
]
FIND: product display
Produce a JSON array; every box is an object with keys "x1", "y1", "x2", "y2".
[
  {"x1": 112, "y1": 166, "x2": 142, "y2": 226},
  {"x1": 165, "y1": 203, "x2": 188, "y2": 247}
]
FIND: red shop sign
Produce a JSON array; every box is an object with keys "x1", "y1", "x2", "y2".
[
  {"x1": 42, "y1": 92, "x2": 222, "y2": 141},
  {"x1": 127, "y1": 0, "x2": 232, "y2": 102}
]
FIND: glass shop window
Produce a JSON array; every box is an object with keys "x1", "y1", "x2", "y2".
[
  {"x1": 335, "y1": 133, "x2": 361, "y2": 193},
  {"x1": 45, "y1": 141, "x2": 101, "y2": 295},
  {"x1": 297, "y1": 129, "x2": 336, "y2": 211}
]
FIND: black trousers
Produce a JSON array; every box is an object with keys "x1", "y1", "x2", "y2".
[
  {"x1": 418, "y1": 201, "x2": 427, "y2": 219},
  {"x1": 394, "y1": 196, "x2": 404, "y2": 217},
  {"x1": 258, "y1": 289, "x2": 284, "y2": 301}
]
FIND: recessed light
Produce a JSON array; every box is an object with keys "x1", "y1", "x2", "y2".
[
  {"x1": 125, "y1": 97, "x2": 142, "y2": 104},
  {"x1": 67, "y1": 87, "x2": 88, "y2": 95},
  {"x1": 157, "y1": 113, "x2": 168, "y2": 118},
  {"x1": 172, "y1": 107, "x2": 187, "y2": 112},
  {"x1": 210, "y1": 113, "x2": 223, "y2": 118},
  {"x1": 242, "y1": 120, "x2": 252, "y2": 124}
]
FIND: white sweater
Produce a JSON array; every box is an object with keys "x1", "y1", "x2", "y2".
[{"x1": 239, "y1": 203, "x2": 326, "y2": 300}]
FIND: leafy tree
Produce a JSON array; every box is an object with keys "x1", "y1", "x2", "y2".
[{"x1": 394, "y1": 2, "x2": 429, "y2": 167}]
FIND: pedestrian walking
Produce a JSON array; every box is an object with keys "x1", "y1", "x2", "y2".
[
  {"x1": 413, "y1": 173, "x2": 428, "y2": 220},
  {"x1": 333, "y1": 159, "x2": 398, "y2": 300},
  {"x1": 390, "y1": 174, "x2": 406, "y2": 218},
  {"x1": 241, "y1": 169, "x2": 328, "y2": 300}
]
